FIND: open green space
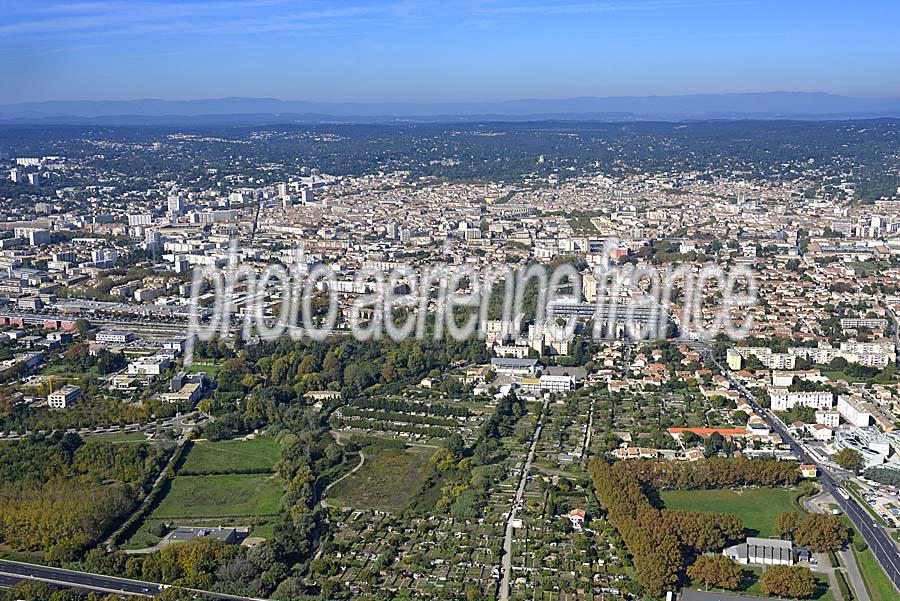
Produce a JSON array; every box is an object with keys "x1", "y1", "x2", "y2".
[
  {"x1": 853, "y1": 540, "x2": 898, "y2": 601},
  {"x1": 186, "y1": 362, "x2": 221, "y2": 378},
  {"x1": 567, "y1": 216, "x2": 599, "y2": 234},
  {"x1": 659, "y1": 487, "x2": 801, "y2": 538},
  {"x1": 327, "y1": 444, "x2": 436, "y2": 513},
  {"x1": 180, "y1": 438, "x2": 280, "y2": 473},
  {"x1": 83, "y1": 431, "x2": 149, "y2": 443},
  {"x1": 41, "y1": 363, "x2": 101, "y2": 378},
  {"x1": 153, "y1": 473, "x2": 283, "y2": 519},
  {"x1": 835, "y1": 510, "x2": 899, "y2": 601}
]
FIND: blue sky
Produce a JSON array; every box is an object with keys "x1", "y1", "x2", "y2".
[{"x1": 1, "y1": 0, "x2": 899, "y2": 103}]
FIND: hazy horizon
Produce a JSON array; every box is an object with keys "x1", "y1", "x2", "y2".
[{"x1": 3, "y1": 1, "x2": 900, "y2": 104}]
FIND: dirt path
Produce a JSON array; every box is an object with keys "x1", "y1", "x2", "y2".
[{"x1": 320, "y1": 450, "x2": 366, "y2": 509}]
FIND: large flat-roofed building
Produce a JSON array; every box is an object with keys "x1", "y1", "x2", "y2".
[
  {"x1": 723, "y1": 537, "x2": 794, "y2": 566},
  {"x1": 837, "y1": 394, "x2": 873, "y2": 427},
  {"x1": 159, "y1": 382, "x2": 202, "y2": 404},
  {"x1": 490, "y1": 358, "x2": 538, "y2": 377},
  {"x1": 127, "y1": 354, "x2": 171, "y2": 376},
  {"x1": 96, "y1": 330, "x2": 135, "y2": 344},
  {"x1": 48, "y1": 384, "x2": 81, "y2": 409},
  {"x1": 768, "y1": 387, "x2": 833, "y2": 412},
  {"x1": 546, "y1": 300, "x2": 672, "y2": 339},
  {"x1": 162, "y1": 526, "x2": 239, "y2": 547}
]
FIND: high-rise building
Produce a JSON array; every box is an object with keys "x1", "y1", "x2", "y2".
[
  {"x1": 128, "y1": 214, "x2": 153, "y2": 226},
  {"x1": 167, "y1": 193, "x2": 185, "y2": 215}
]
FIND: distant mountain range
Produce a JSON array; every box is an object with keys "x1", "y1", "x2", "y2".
[{"x1": 3, "y1": 92, "x2": 900, "y2": 125}]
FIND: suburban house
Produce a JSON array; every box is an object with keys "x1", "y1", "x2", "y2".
[{"x1": 567, "y1": 509, "x2": 586, "y2": 530}]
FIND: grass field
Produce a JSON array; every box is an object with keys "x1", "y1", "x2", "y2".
[
  {"x1": 84, "y1": 431, "x2": 148, "y2": 443},
  {"x1": 853, "y1": 538, "x2": 899, "y2": 601},
  {"x1": 186, "y1": 362, "x2": 221, "y2": 378},
  {"x1": 327, "y1": 444, "x2": 436, "y2": 513},
  {"x1": 180, "y1": 438, "x2": 280, "y2": 473},
  {"x1": 153, "y1": 474, "x2": 283, "y2": 518},
  {"x1": 659, "y1": 487, "x2": 801, "y2": 538}
]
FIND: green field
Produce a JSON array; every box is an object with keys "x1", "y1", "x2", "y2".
[
  {"x1": 153, "y1": 474, "x2": 283, "y2": 518},
  {"x1": 659, "y1": 487, "x2": 801, "y2": 537},
  {"x1": 84, "y1": 431, "x2": 149, "y2": 443},
  {"x1": 854, "y1": 539, "x2": 898, "y2": 601},
  {"x1": 180, "y1": 438, "x2": 280, "y2": 473},
  {"x1": 327, "y1": 444, "x2": 436, "y2": 513},
  {"x1": 186, "y1": 362, "x2": 221, "y2": 378}
]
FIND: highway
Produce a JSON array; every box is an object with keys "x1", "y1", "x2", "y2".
[
  {"x1": 0, "y1": 559, "x2": 266, "y2": 600},
  {"x1": 707, "y1": 349, "x2": 900, "y2": 592},
  {"x1": 0, "y1": 559, "x2": 162, "y2": 596}
]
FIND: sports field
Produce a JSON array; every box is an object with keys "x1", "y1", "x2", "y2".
[{"x1": 659, "y1": 487, "x2": 800, "y2": 537}]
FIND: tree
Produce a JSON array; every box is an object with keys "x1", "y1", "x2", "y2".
[
  {"x1": 687, "y1": 555, "x2": 742, "y2": 590},
  {"x1": 834, "y1": 448, "x2": 864, "y2": 473},
  {"x1": 446, "y1": 432, "x2": 465, "y2": 458},
  {"x1": 759, "y1": 565, "x2": 817, "y2": 598},
  {"x1": 704, "y1": 432, "x2": 725, "y2": 456},
  {"x1": 792, "y1": 513, "x2": 848, "y2": 552},
  {"x1": 74, "y1": 318, "x2": 91, "y2": 334},
  {"x1": 775, "y1": 512, "x2": 804, "y2": 539},
  {"x1": 829, "y1": 356, "x2": 849, "y2": 369}
]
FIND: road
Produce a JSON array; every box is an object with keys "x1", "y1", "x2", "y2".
[
  {"x1": 499, "y1": 396, "x2": 550, "y2": 601},
  {"x1": 0, "y1": 559, "x2": 163, "y2": 597},
  {"x1": 704, "y1": 346, "x2": 900, "y2": 592},
  {"x1": 804, "y1": 490, "x2": 869, "y2": 601},
  {"x1": 0, "y1": 559, "x2": 267, "y2": 600}
]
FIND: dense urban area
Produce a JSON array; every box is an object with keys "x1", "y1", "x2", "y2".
[{"x1": 0, "y1": 119, "x2": 899, "y2": 601}]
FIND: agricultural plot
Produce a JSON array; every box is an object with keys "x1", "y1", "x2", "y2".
[
  {"x1": 153, "y1": 473, "x2": 283, "y2": 518},
  {"x1": 122, "y1": 437, "x2": 284, "y2": 549},
  {"x1": 179, "y1": 437, "x2": 281, "y2": 473},
  {"x1": 326, "y1": 444, "x2": 436, "y2": 513},
  {"x1": 329, "y1": 390, "x2": 490, "y2": 444},
  {"x1": 317, "y1": 510, "x2": 503, "y2": 598}
]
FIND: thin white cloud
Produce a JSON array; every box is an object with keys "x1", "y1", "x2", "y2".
[
  {"x1": 0, "y1": 1, "x2": 424, "y2": 38},
  {"x1": 469, "y1": 0, "x2": 744, "y2": 16}
]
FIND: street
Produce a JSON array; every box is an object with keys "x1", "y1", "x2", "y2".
[
  {"x1": 712, "y1": 351, "x2": 900, "y2": 592},
  {"x1": 0, "y1": 559, "x2": 266, "y2": 600}
]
